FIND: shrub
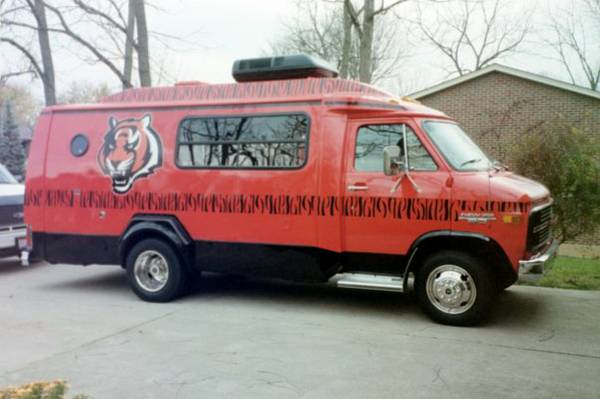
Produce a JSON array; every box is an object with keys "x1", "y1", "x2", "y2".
[
  {"x1": 0, "y1": 381, "x2": 89, "y2": 399},
  {"x1": 511, "y1": 114, "x2": 600, "y2": 242}
]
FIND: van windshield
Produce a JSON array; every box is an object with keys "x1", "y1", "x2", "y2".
[
  {"x1": 422, "y1": 121, "x2": 491, "y2": 171},
  {"x1": 0, "y1": 164, "x2": 17, "y2": 184}
]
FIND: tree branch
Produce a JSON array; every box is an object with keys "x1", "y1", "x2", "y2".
[
  {"x1": 0, "y1": 68, "x2": 36, "y2": 84},
  {"x1": 372, "y1": 0, "x2": 407, "y2": 16},
  {"x1": 41, "y1": 1, "x2": 127, "y2": 84},
  {"x1": 0, "y1": 37, "x2": 44, "y2": 78},
  {"x1": 344, "y1": 0, "x2": 363, "y2": 37},
  {"x1": 72, "y1": 0, "x2": 127, "y2": 35}
]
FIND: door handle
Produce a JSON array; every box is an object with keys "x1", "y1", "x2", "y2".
[{"x1": 347, "y1": 184, "x2": 369, "y2": 191}]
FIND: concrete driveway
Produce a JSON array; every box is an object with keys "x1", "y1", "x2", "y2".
[{"x1": 0, "y1": 258, "x2": 599, "y2": 399}]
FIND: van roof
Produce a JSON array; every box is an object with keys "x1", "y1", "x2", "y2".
[
  {"x1": 100, "y1": 77, "x2": 382, "y2": 103},
  {"x1": 44, "y1": 78, "x2": 447, "y2": 118}
]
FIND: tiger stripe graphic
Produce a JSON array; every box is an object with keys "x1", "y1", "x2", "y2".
[
  {"x1": 25, "y1": 189, "x2": 530, "y2": 222},
  {"x1": 101, "y1": 78, "x2": 385, "y2": 104}
]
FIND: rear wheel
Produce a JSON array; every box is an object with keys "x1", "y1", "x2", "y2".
[
  {"x1": 126, "y1": 238, "x2": 188, "y2": 302},
  {"x1": 415, "y1": 251, "x2": 495, "y2": 326}
]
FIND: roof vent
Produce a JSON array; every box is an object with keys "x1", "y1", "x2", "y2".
[{"x1": 232, "y1": 54, "x2": 339, "y2": 82}]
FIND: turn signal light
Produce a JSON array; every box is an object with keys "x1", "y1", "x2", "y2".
[{"x1": 502, "y1": 215, "x2": 522, "y2": 224}]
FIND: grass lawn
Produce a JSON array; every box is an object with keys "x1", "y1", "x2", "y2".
[{"x1": 533, "y1": 256, "x2": 600, "y2": 290}]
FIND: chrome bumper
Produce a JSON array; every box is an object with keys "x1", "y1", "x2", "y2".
[
  {"x1": 0, "y1": 226, "x2": 29, "y2": 265},
  {"x1": 519, "y1": 239, "x2": 559, "y2": 274},
  {"x1": 0, "y1": 226, "x2": 26, "y2": 250}
]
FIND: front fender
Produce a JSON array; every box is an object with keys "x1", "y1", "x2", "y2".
[{"x1": 401, "y1": 230, "x2": 514, "y2": 290}]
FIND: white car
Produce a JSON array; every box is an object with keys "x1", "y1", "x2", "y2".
[{"x1": 0, "y1": 164, "x2": 26, "y2": 259}]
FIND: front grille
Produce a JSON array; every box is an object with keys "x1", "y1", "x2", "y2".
[
  {"x1": 0, "y1": 204, "x2": 24, "y2": 227},
  {"x1": 527, "y1": 204, "x2": 552, "y2": 252}
]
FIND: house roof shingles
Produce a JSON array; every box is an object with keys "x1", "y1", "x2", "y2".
[{"x1": 410, "y1": 64, "x2": 600, "y2": 101}]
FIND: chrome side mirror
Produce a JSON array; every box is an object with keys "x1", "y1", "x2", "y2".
[
  {"x1": 388, "y1": 124, "x2": 421, "y2": 193},
  {"x1": 383, "y1": 145, "x2": 403, "y2": 176}
]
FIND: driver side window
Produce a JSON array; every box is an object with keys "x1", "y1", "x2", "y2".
[{"x1": 354, "y1": 124, "x2": 437, "y2": 172}]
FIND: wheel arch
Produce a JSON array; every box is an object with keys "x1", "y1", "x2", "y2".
[
  {"x1": 119, "y1": 214, "x2": 194, "y2": 270},
  {"x1": 402, "y1": 230, "x2": 517, "y2": 291}
]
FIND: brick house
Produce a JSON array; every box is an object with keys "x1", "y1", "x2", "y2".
[{"x1": 411, "y1": 64, "x2": 600, "y2": 247}]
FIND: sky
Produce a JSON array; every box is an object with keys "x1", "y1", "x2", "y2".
[
  {"x1": 1, "y1": 0, "x2": 298, "y2": 96},
  {"x1": 146, "y1": 0, "x2": 296, "y2": 84},
  {"x1": 0, "y1": 0, "x2": 596, "y2": 106}
]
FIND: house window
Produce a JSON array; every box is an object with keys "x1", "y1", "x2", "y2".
[
  {"x1": 177, "y1": 114, "x2": 309, "y2": 169},
  {"x1": 355, "y1": 124, "x2": 437, "y2": 172}
]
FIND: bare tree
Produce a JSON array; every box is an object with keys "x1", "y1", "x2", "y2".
[
  {"x1": 409, "y1": 0, "x2": 529, "y2": 76},
  {"x1": 32, "y1": 0, "x2": 55, "y2": 101},
  {"x1": 1, "y1": 0, "x2": 155, "y2": 93},
  {"x1": 68, "y1": 0, "x2": 152, "y2": 87},
  {"x1": 340, "y1": 0, "x2": 352, "y2": 78},
  {"x1": 270, "y1": 2, "x2": 347, "y2": 73},
  {"x1": 58, "y1": 80, "x2": 111, "y2": 104},
  {"x1": 134, "y1": 0, "x2": 151, "y2": 86},
  {"x1": 45, "y1": 1, "x2": 142, "y2": 88},
  {"x1": 586, "y1": 0, "x2": 600, "y2": 26},
  {"x1": 70, "y1": 0, "x2": 137, "y2": 89},
  {"x1": 546, "y1": 0, "x2": 600, "y2": 90},
  {"x1": 0, "y1": 0, "x2": 57, "y2": 105},
  {"x1": 0, "y1": 68, "x2": 36, "y2": 84},
  {"x1": 270, "y1": 0, "x2": 407, "y2": 84},
  {"x1": 123, "y1": 0, "x2": 135, "y2": 86},
  {"x1": 344, "y1": 0, "x2": 408, "y2": 83}
]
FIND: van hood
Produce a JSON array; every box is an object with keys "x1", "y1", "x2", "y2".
[{"x1": 490, "y1": 172, "x2": 550, "y2": 203}]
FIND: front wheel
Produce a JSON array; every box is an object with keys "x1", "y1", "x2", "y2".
[
  {"x1": 125, "y1": 238, "x2": 189, "y2": 302},
  {"x1": 415, "y1": 251, "x2": 495, "y2": 326}
]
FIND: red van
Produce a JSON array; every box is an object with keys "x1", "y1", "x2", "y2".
[{"x1": 24, "y1": 55, "x2": 556, "y2": 325}]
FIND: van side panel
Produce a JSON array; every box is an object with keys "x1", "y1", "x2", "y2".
[
  {"x1": 43, "y1": 111, "x2": 115, "y2": 237},
  {"x1": 316, "y1": 113, "x2": 347, "y2": 253},
  {"x1": 39, "y1": 106, "x2": 321, "y2": 265},
  {"x1": 24, "y1": 112, "x2": 53, "y2": 246},
  {"x1": 170, "y1": 107, "x2": 320, "y2": 248}
]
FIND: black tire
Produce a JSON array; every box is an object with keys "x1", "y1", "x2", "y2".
[
  {"x1": 125, "y1": 238, "x2": 189, "y2": 302},
  {"x1": 415, "y1": 250, "x2": 496, "y2": 326}
]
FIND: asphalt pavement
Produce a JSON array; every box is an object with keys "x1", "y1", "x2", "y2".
[{"x1": 0, "y1": 257, "x2": 599, "y2": 398}]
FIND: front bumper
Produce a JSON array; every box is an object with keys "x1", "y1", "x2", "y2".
[
  {"x1": 519, "y1": 239, "x2": 559, "y2": 274},
  {"x1": 0, "y1": 226, "x2": 26, "y2": 255}
]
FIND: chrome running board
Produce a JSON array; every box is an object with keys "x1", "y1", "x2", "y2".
[{"x1": 330, "y1": 273, "x2": 404, "y2": 293}]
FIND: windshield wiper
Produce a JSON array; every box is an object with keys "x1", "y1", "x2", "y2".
[
  {"x1": 490, "y1": 160, "x2": 508, "y2": 172},
  {"x1": 459, "y1": 158, "x2": 481, "y2": 167}
]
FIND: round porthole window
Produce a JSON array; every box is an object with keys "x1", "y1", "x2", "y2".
[{"x1": 70, "y1": 134, "x2": 89, "y2": 157}]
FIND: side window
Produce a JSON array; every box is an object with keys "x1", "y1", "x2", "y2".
[
  {"x1": 177, "y1": 114, "x2": 309, "y2": 169},
  {"x1": 354, "y1": 124, "x2": 437, "y2": 172}
]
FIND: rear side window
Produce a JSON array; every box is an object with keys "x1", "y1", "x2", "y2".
[
  {"x1": 355, "y1": 124, "x2": 437, "y2": 172},
  {"x1": 177, "y1": 114, "x2": 309, "y2": 169}
]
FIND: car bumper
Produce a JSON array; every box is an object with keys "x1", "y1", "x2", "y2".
[
  {"x1": 0, "y1": 226, "x2": 27, "y2": 256},
  {"x1": 519, "y1": 239, "x2": 559, "y2": 274}
]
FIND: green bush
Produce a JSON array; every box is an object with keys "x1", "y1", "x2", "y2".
[{"x1": 512, "y1": 114, "x2": 600, "y2": 242}]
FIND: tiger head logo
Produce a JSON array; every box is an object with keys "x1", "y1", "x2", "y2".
[{"x1": 98, "y1": 114, "x2": 162, "y2": 194}]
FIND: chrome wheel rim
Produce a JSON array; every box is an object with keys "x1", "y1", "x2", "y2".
[
  {"x1": 426, "y1": 264, "x2": 476, "y2": 315},
  {"x1": 134, "y1": 250, "x2": 169, "y2": 293}
]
